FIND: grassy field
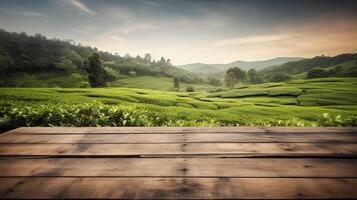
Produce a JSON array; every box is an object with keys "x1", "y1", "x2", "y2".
[
  {"x1": 5, "y1": 72, "x2": 210, "y2": 92},
  {"x1": 111, "y1": 76, "x2": 211, "y2": 91},
  {"x1": 1, "y1": 77, "x2": 356, "y2": 131}
]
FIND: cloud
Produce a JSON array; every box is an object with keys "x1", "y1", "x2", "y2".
[
  {"x1": 68, "y1": 0, "x2": 94, "y2": 14},
  {"x1": 215, "y1": 34, "x2": 290, "y2": 47},
  {"x1": 121, "y1": 23, "x2": 161, "y2": 34},
  {"x1": 15, "y1": 11, "x2": 45, "y2": 17}
]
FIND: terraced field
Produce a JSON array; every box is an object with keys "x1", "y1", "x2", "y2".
[
  {"x1": 111, "y1": 76, "x2": 210, "y2": 91},
  {"x1": 0, "y1": 78, "x2": 356, "y2": 131}
]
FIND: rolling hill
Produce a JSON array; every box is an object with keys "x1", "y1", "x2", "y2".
[
  {"x1": 0, "y1": 29, "x2": 209, "y2": 88},
  {"x1": 259, "y1": 53, "x2": 357, "y2": 81},
  {"x1": 179, "y1": 57, "x2": 303, "y2": 74}
]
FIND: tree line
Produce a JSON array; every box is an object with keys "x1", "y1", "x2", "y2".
[
  {"x1": 259, "y1": 53, "x2": 357, "y2": 81},
  {"x1": 0, "y1": 29, "x2": 217, "y2": 87},
  {"x1": 224, "y1": 53, "x2": 357, "y2": 88},
  {"x1": 224, "y1": 67, "x2": 263, "y2": 88}
]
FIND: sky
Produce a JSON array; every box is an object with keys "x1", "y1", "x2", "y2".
[{"x1": 0, "y1": 0, "x2": 357, "y2": 65}]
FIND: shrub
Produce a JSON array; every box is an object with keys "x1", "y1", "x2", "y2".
[
  {"x1": 307, "y1": 68, "x2": 327, "y2": 79},
  {"x1": 270, "y1": 73, "x2": 291, "y2": 82},
  {"x1": 186, "y1": 85, "x2": 194, "y2": 92}
]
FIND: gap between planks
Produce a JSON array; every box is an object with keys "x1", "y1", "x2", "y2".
[{"x1": 5, "y1": 126, "x2": 357, "y2": 134}]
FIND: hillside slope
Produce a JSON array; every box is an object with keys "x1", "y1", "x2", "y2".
[
  {"x1": 0, "y1": 29, "x2": 208, "y2": 88},
  {"x1": 260, "y1": 53, "x2": 357, "y2": 81},
  {"x1": 179, "y1": 57, "x2": 303, "y2": 74}
]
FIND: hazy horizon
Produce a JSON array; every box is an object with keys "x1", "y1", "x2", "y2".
[{"x1": 1, "y1": 0, "x2": 357, "y2": 65}]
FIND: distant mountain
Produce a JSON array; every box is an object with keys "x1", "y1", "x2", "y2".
[{"x1": 179, "y1": 57, "x2": 304, "y2": 74}]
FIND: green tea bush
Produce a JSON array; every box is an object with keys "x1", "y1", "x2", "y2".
[
  {"x1": 0, "y1": 102, "x2": 222, "y2": 132},
  {"x1": 1, "y1": 101, "x2": 356, "y2": 132}
]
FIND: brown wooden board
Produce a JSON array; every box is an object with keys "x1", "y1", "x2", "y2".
[
  {"x1": 0, "y1": 178, "x2": 356, "y2": 199},
  {"x1": 1, "y1": 132, "x2": 357, "y2": 143},
  {"x1": 0, "y1": 127, "x2": 357, "y2": 199},
  {"x1": 0, "y1": 143, "x2": 356, "y2": 157},
  {"x1": 0, "y1": 158, "x2": 356, "y2": 177}
]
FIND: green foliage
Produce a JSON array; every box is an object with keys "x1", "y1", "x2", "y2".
[
  {"x1": 224, "y1": 67, "x2": 247, "y2": 88},
  {"x1": 270, "y1": 72, "x2": 291, "y2": 82},
  {"x1": 111, "y1": 76, "x2": 210, "y2": 91},
  {"x1": 260, "y1": 54, "x2": 357, "y2": 82},
  {"x1": 129, "y1": 71, "x2": 137, "y2": 77},
  {"x1": 104, "y1": 67, "x2": 121, "y2": 82},
  {"x1": 186, "y1": 85, "x2": 194, "y2": 92},
  {"x1": 0, "y1": 67, "x2": 355, "y2": 129},
  {"x1": 221, "y1": 89, "x2": 269, "y2": 98},
  {"x1": 207, "y1": 76, "x2": 222, "y2": 86},
  {"x1": 55, "y1": 57, "x2": 77, "y2": 71},
  {"x1": 1, "y1": 100, "x2": 356, "y2": 132},
  {"x1": 247, "y1": 69, "x2": 262, "y2": 84},
  {"x1": 0, "y1": 29, "x2": 210, "y2": 87},
  {"x1": 307, "y1": 68, "x2": 327, "y2": 79},
  {"x1": 173, "y1": 77, "x2": 180, "y2": 90},
  {"x1": 83, "y1": 53, "x2": 107, "y2": 87},
  {"x1": 268, "y1": 87, "x2": 303, "y2": 96}
]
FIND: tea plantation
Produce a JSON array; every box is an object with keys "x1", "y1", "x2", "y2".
[{"x1": 1, "y1": 77, "x2": 356, "y2": 131}]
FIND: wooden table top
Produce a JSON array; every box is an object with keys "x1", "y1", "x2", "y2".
[{"x1": 0, "y1": 127, "x2": 356, "y2": 199}]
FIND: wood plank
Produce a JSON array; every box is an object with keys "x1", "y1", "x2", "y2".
[
  {"x1": 0, "y1": 178, "x2": 356, "y2": 199},
  {"x1": 6, "y1": 127, "x2": 357, "y2": 135},
  {"x1": 1, "y1": 132, "x2": 357, "y2": 143},
  {"x1": 0, "y1": 158, "x2": 356, "y2": 177},
  {"x1": 265, "y1": 127, "x2": 357, "y2": 133},
  {"x1": 0, "y1": 143, "x2": 356, "y2": 156},
  {"x1": 186, "y1": 132, "x2": 357, "y2": 143}
]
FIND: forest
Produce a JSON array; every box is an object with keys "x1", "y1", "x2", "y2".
[{"x1": 0, "y1": 30, "x2": 214, "y2": 88}]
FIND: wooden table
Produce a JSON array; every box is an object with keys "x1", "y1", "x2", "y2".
[{"x1": 0, "y1": 127, "x2": 356, "y2": 199}]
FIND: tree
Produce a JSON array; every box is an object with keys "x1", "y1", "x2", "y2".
[
  {"x1": 247, "y1": 69, "x2": 262, "y2": 84},
  {"x1": 207, "y1": 76, "x2": 222, "y2": 86},
  {"x1": 82, "y1": 53, "x2": 107, "y2": 87},
  {"x1": 144, "y1": 53, "x2": 151, "y2": 62},
  {"x1": 270, "y1": 72, "x2": 291, "y2": 82},
  {"x1": 0, "y1": 29, "x2": 211, "y2": 87},
  {"x1": 166, "y1": 59, "x2": 172, "y2": 66},
  {"x1": 224, "y1": 67, "x2": 246, "y2": 88},
  {"x1": 186, "y1": 85, "x2": 194, "y2": 92},
  {"x1": 307, "y1": 68, "x2": 326, "y2": 79},
  {"x1": 173, "y1": 77, "x2": 180, "y2": 91},
  {"x1": 158, "y1": 57, "x2": 167, "y2": 66},
  {"x1": 55, "y1": 57, "x2": 77, "y2": 71}
]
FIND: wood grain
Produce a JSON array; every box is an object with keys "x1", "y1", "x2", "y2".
[
  {"x1": 0, "y1": 143, "x2": 356, "y2": 157},
  {"x1": 1, "y1": 132, "x2": 356, "y2": 143},
  {"x1": 0, "y1": 127, "x2": 356, "y2": 199},
  {"x1": 0, "y1": 158, "x2": 356, "y2": 177},
  {"x1": 0, "y1": 178, "x2": 356, "y2": 199}
]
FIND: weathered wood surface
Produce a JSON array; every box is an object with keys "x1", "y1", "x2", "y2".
[
  {"x1": 0, "y1": 143, "x2": 356, "y2": 157},
  {"x1": 1, "y1": 178, "x2": 356, "y2": 199},
  {"x1": 1, "y1": 132, "x2": 357, "y2": 143},
  {"x1": 0, "y1": 127, "x2": 356, "y2": 199},
  {"x1": 0, "y1": 158, "x2": 356, "y2": 177}
]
